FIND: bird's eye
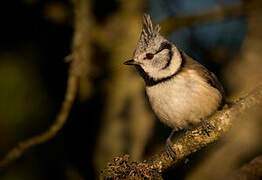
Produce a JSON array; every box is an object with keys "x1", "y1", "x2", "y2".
[{"x1": 145, "y1": 53, "x2": 154, "y2": 60}]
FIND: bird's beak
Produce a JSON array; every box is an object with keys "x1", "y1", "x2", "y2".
[{"x1": 123, "y1": 59, "x2": 137, "y2": 66}]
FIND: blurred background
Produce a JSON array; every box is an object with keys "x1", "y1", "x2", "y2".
[{"x1": 0, "y1": 0, "x2": 261, "y2": 179}]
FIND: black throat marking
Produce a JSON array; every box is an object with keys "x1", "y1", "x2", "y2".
[{"x1": 135, "y1": 49, "x2": 184, "y2": 87}]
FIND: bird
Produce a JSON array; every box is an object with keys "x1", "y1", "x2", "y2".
[{"x1": 124, "y1": 14, "x2": 225, "y2": 157}]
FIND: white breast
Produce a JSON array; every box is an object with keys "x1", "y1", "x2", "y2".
[{"x1": 146, "y1": 70, "x2": 222, "y2": 130}]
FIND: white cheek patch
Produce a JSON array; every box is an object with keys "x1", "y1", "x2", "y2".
[{"x1": 146, "y1": 47, "x2": 182, "y2": 80}]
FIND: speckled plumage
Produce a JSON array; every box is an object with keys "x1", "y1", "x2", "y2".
[{"x1": 124, "y1": 14, "x2": 224, "y2": 131}]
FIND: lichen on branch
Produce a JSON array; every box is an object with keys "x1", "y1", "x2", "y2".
[{"x1": 101, "y1": 84, "x2": 262, "y2": 179}]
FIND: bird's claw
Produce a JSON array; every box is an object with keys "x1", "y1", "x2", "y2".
[
  {"x1": 201, "y1": 120, "x2": 214, "y2": 136},
  {"x1": 165, "y1": 137, "x2": 176, "y2": 159}
]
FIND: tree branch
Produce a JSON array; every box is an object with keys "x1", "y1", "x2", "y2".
[
  {"x1": 100, "y1": 84, "x2": 262, "y2": 179},
  {"x1": 230, "y1": 155, "x2": 262, "y2": 180},
  {"x1": 0, "y1": 73, "x2": 78, "y2": 169},
  {"x1": 159, "y1": 0, "x2": 262, "y2": 35},
  {"x1": 0, "y1": 0, "x2": 91, "y2": 170}
]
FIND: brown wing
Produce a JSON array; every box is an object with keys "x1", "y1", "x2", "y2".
[{"x1": 180, "y1": 50, "x2": 225, "y2": 102}]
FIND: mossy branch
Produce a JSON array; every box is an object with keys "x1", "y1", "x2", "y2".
[{"x1": 100, "y1": 84, "x2": 262, "y2": 179}]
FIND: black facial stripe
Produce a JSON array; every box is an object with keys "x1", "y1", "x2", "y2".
[
  {"x1": 161, "y1": 49, "x2": 173, "y2": 70},
  {"x1": 156, "y1": 42, "x2": 172, "y2": 54},
  {"x1": 135, "y1": 52, "x2": 184, "y2": 87},
  {"x1": 155, "y1": 42, "x2": 173, "y2": 70}
]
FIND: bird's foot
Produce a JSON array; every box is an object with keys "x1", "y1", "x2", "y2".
[
  {"x1": 201, "y1": 120, "x2": 214, "y2": 136},
  {"x1": 165, "y1": 137, "x2": 176, "y2": 159},
  {"x1": 165, "y1": 129, "x2": 176, "y2": 159}
]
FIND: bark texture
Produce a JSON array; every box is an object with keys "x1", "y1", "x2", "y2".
[{"x1": 101, "y1": 84, "x2": 262, "y2": 179}]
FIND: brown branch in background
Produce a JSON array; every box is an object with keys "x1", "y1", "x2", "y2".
[
  {"x1": 71, "y1": 0, "x2": 93, "y2": 101},
  {"x1": 159, "y1": 0, "x2": 262, "y2": 35},
  {"x1": 0, "y1": 0, "x2": 91, "y2": 170},
  {"x1": 0, "y1": 73, "x2": 78, "y2": 169},
  {"x1": 100, "y1": 84, "x2": 262, "y2": 179},
  {"x1": 230, "y1": 155, "x2": 262, "y2": 180}
]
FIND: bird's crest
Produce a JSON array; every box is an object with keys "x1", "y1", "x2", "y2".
[{"x1": 135, "y1": 14, "x2": 161, "y2": 54}]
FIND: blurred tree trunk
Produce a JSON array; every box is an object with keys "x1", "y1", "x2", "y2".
[
  {"x1": 93, "y1": 0, "x2": 155, "y2": 172},
  {"x1": 224, "y1": 0, "x2": 262, "y2": 95}
]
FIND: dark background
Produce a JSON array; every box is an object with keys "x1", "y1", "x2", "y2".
[{"x1": 0, "y1": 0, "x2": 260, "y2": 179}]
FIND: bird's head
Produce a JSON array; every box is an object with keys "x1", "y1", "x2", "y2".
[{"x1": 124, "y1": 14, "x2": 182, "y2": 81}]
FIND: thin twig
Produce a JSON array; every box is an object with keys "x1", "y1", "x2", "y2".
[
  {"x1": 0, "y1": 70, "x2": 79, "y2": 169},
  {"x1": 0, "y1": 0, "x2": 91, "y2": 170}
]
